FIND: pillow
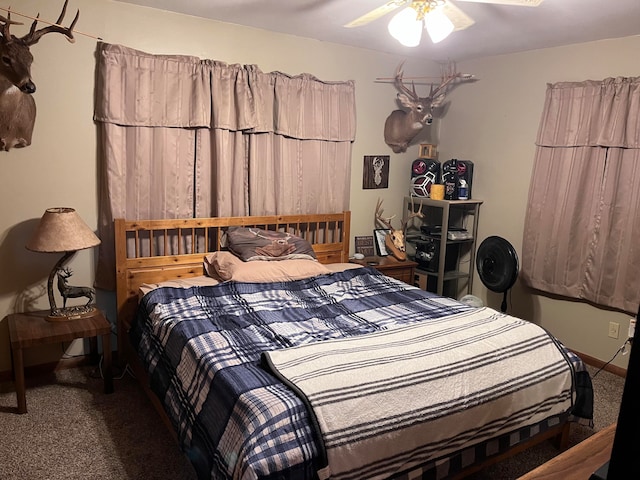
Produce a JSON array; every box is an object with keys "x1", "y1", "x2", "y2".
[
  {"x1": 204, "y1": 251, "x2": 242, "y2": 278},
  {"x1": 324, "y1": 262, "x2": 365, "y2": 273},
  {"x1": 226, "y1": 226, "x2": 317, "y2": 262},
  {"x1": 138, "y1": 275, "x2": 219, "y2": 298},
  {"x1": 204, "y1": 251, "x2": 331, "y2": 282}
]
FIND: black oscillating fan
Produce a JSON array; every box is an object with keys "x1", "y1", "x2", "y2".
[{"x1": 476, "y1": 236, "x2": 519, "y2": 313}]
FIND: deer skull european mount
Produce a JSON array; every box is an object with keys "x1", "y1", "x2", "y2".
[
  {"x1": 383, "y1": 61, "x2": 474, "y2": 154},
  {"x1": 375, "y1": 197, "x2": 423, "y2": 261},
  {"x1": 0, "y1": 0, "x2": 79, "y2": 151}
]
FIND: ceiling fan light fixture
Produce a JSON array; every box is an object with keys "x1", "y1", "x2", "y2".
[
  {"x1": 425, "y1": 7, "x2": 454, "y2": 43},
  {"x1": 387, "y1": 6, "x2": 423, "y2": 47}
]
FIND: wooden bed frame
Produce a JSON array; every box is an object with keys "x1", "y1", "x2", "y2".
[
  {"x1": 113, "y1": 211, "x2": 571, "y2": 479},
  {"x1": 115, "y1": 212, "x2": 351, "y2": 363}
]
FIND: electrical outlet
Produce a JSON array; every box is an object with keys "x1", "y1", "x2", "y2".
[
  {"x1": 629, "y1": 318, "x2": 636, "y2": 339},
  {"x1": 608, "y1": 321, "x2": 620, "y2": 339}
]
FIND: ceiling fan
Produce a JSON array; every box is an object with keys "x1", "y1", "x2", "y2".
[{"x1": 344, "y1": 0, "x2": 543, "y2": 46}]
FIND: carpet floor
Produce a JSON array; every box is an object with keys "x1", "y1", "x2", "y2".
[{"x1": 0, "y1": 363, "x2": 624, "y2": 479}]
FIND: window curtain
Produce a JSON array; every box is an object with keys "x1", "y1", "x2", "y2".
[
  {"x1": 522, "y1": 77, "x2": 640, "y2": 313},
  {"x1": 93, "y1": 43, "x2": 356, "y2": 290}
]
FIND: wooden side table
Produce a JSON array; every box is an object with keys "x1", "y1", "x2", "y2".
[
  {"x1": 7, "y1": 309, "x2": 114, "y2": 414},
  {"x1": 350, "y1": 255, "x2": 417, "y2": 284}
]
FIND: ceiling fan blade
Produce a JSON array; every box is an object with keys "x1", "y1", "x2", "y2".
[
  {"x1": 455, "y1": 0, "x2": 543, "y2": 6},
  {"x1": 343, "y1": 0, "x2": 407, "y2": 28},
  {"x1": 442, "y1": 2, "x2": 475, "y2": 31}
]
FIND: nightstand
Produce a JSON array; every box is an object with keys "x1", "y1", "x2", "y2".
[
  {"x1": 7, "y1": 309, "x2": 114, "y2": 414},
  {"x1": 350, "y1": 255, "x2": 417, "y2": 284}
]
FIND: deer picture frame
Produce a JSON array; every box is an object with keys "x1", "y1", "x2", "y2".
[{"x1": 363, "y1": 155, "x2": 390, "y2": 189}]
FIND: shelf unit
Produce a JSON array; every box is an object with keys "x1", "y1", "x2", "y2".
[{"x1": 402, "y1": 196, "x2": 483, "y2": 297}]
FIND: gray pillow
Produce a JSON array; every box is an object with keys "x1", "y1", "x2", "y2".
[{"x1": 226, "y1": 227, "x2": 317, "y2": 261}]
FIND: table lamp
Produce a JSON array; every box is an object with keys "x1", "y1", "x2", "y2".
[{"x1": 25, "y1": 207, "x2": 101, "y2": 321}]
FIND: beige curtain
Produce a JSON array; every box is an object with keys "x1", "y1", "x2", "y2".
[
  {"x1": 522, "y1": 77, "x2": 640, "y2": 313},
  {"x1": 93, "y1": 43, "x2": 356, "y2": 289}
]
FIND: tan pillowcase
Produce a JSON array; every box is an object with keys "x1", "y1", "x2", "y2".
[
  {"x1": 205, "y1": 251, "x2": 331, "y2": 282},
  {"x1": 138, "y1": 275, "x2": 220, "y2": 298},
  {"x1": 324, "y1": 263, "x2": 364, "y2": 273}
]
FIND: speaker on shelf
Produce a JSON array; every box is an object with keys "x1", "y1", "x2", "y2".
[
  {"x1": 414, "y1": 238, "x2": 459, "y2": 272},
  {"x1": 411, "y1": 159, "x2": 440, "y2": 197},
  {"x1": 442, "y1": 159, "x2": 474, "y2": 200},
  {"x1": 414, "y1": 238, "x2": 437, "y2": 269}
]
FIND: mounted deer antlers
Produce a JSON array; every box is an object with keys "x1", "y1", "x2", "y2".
[
  {"x1": 375, "y1": 197, "x2": 424, "y2": 261},
  {"x1": 383, "y1": 61, "x2": 474, "y2": 154},
  {"x1": 0, "y1": 0, "x2": 79, "y2": 151}
]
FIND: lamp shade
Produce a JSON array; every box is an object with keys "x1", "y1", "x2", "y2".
[{"x1": 26, "y1": 207, "x2": 101, "y2": 253}]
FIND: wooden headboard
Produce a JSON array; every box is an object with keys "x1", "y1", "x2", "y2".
[{"x1": 114, "y1": 212, "x2": 351, "y2": 361}]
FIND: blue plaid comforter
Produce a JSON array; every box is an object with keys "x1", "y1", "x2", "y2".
[{"x1": 129, "y1": 266, "x2": 592, "y2": 480}]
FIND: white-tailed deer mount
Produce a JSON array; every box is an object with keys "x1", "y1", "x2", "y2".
[
  {"x1": 383, "y1": 61, "x2": 474, "y2": 153},
  {"x1": 0, "y1": 1, "x2": 78, "y2": 151},
  {"x1": 375, "y1": 197, "x2": 423, "y2": 261}
]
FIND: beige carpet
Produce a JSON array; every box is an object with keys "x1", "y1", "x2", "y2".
[
  {"x1": 0, "y1": 366, "x2": 196, "y2": 480},
  {"x1": 0, "y1": 364, "x2": 624, "y2": 480}
]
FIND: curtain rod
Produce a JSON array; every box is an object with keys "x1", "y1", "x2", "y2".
[
  {"x1": 0, "y1": 6, "x2": 103, "y2": 41},
  {"x1": 375, "y1": 76, "x2": 444, "y2": 86},
  {"x1": 376, "y1": 76, "x2": 443, "y2": 81}
]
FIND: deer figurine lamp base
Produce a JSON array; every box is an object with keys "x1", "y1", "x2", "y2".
[
  {"x1": 45, "y1": 251, "x2": 97, "y2": 321},
  {"x1": 25, "y1": 207, "x2": 101, "y2": 322}
]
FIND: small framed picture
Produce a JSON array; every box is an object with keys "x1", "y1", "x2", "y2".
[
  {"x1": 363, "y1": 155, "x2": 390, "y2": 189},
  {"x1": 374, "y1": 229, "x2": 390, "y2": 256},
  {"x1": 419, "y1": 144, "x2": 437, "y2": 159},
  {"x1": 355, "y1": 235, "x2": 375, "y2": 256}
]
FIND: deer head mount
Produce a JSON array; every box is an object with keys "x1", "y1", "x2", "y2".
[
  {"x1": 383, "y1": 61, "x2": 474, "y2": 154},
  {"x1": 375, "y1": 197, "x2": 423, "y2": 261},
  {"x1": 0, "y1": 0, "x2": 78, "y2": 151}
]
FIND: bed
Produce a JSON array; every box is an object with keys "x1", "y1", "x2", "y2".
[{"x1": 114, "y1": 211, "x2": 593, "y2": 480}]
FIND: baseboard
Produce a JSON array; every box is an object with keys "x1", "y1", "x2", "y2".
[{"x1": 573, "y1": 350, "x2": 627, "y2": 378}]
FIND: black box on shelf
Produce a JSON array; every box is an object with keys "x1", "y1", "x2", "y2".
[{"x1": 413, "y1": 238, "x2": 459, "y2": 272}]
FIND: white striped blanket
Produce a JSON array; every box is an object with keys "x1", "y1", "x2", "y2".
[{"x1": 262, "y1": 307, "x2": 575, "y2": 480}]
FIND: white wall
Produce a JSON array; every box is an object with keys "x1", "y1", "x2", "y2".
[
  {"x1": 0, "y1": 0, "x2": 431, "y2": 373},
  {"x1": 439, "y1": 36, "x2": 640, "y2": 369},
  {"x1": 0, "y1": 0, "x2": 636, "y2": 373}
]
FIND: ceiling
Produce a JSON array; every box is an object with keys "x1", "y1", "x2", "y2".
[{"x1": 115, "y1": 0, "x2": 640, "y2": 62}]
